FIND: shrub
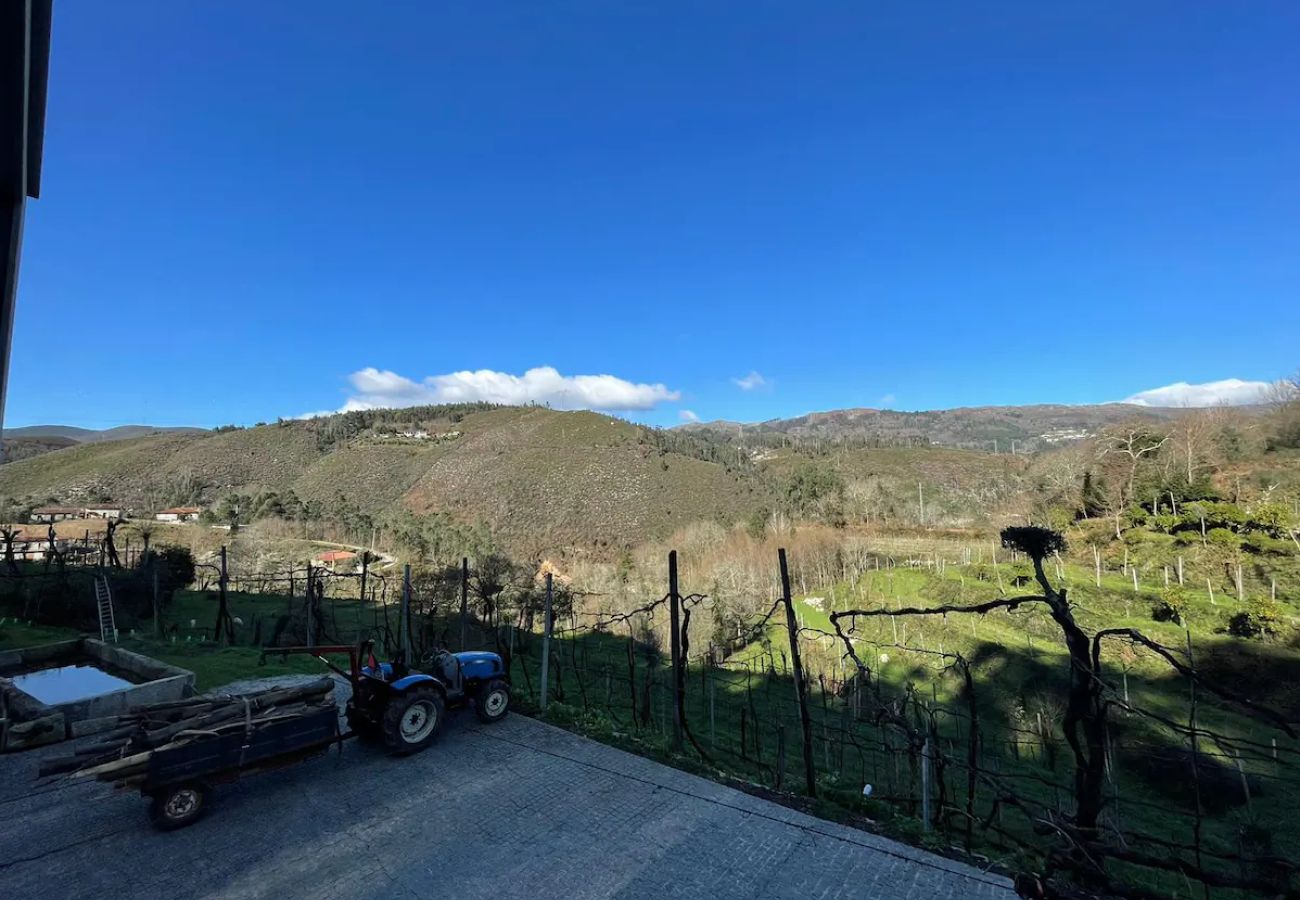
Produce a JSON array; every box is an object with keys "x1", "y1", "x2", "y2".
[
  {"x1": 1228, "y1": 597, "x2": 1285, "y2": 639},
  {"x1": 1199, "y1": 502, "x2": 1249, "y2": 531},
  {"x1": 1152, "y1": 587, "x2": 1190, "y2": 625},
  {"x1": 1206, "y1": 528, "x2": 1243, "y2": 549}
]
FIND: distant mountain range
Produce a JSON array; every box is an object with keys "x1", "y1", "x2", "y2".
[
  {"x1": 3, "y1": 424, "x2": 207, "y2": 443},
  {"x1": 680, "y1": 403, "x2": 1197, "y2": 451},
  {"x1": 1, "y1": 425, "x2": 208, "y2": 466}
]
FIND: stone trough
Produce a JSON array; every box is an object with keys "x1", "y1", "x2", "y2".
[{"x1": 0, "y1": 638, "x2": 194, "y2": 751}]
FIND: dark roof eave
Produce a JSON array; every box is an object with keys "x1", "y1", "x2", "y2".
[{"x1": 25, "y1": 0, "x2": 52, "y2": 199}]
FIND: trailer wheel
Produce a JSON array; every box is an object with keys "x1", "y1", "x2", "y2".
[
  {"x1": 382, "y1": 686, "x2": 444, "y2": 754},
  {"x1": 149, "y1": 782, "x2": 210, "y2": 830},
  {"x1": 475, "y1": 679, "x2": 511, "y2": 723}
]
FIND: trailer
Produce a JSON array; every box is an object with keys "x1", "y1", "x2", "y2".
[
  {"x1": 140, "y1": 705, "x2": 341, "y2": 829},
  {"x1": 82, "y1": 639, "x2": 510, "y2": 829}
]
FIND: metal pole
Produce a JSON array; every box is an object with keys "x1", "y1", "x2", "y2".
[
  {"x1": 540, "y1": 572, "x2": 553, "y2": 711},
  {"x1": 709, "y1": 669, "x2": 716, "y2": 748},
  {"x1": 921, "y1": 735, "x2": 932, "y2": 830},
  {"x1": 668, "y1": 550, "x2": 683, "y2": 751},
  {"x1": 400, "y1": 564, "x2": 412, "y2": 662},
  {"x1": 305, "y1": 561, "x2": 313, "y2": 649}
]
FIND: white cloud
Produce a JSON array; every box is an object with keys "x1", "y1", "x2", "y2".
[
  {"x1": 731, "y1": 371, "x2": 770, "y2": 391},
  {"x1": 678, "y1": 409, "x2": 700, "y2": 423},
  {"x1": 330, "y1": 366, "x2": 680, "y2": 413},
  {"x1": 877, "y1": 393, "x2": 897, "y2": 408},
  {"x1": 1122, "y1": 378, "x2": 1274, "y2": 408}
]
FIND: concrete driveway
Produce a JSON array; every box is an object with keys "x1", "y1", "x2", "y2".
[{"x1": 0, "y1": 709, "x2": 1014, "y2": 899}]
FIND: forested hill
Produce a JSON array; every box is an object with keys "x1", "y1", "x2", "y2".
[
  {"x1": 0, "y1": 406, "x2": 771, "y2": 552},
  {"x1": 682, "y1": 402, "x2": 1195, "y2": 451},
  {"x1": 2, "y1": 400, "x2": 1292, "y2": 555}
]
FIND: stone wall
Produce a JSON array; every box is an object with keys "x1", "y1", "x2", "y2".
[{"x1": 0, "y1": 638, "x2": 194, "y2": 751}]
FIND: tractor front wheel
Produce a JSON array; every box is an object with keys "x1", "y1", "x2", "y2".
[
  {"x1": 382, "y1": 687, "x2": 444, "y2": 755},
  {"x1": 475, "y1": 679, "x2": 511, "y2": 724}
]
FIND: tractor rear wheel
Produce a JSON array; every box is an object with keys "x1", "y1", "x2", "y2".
[
  {"x1": 382, "y1": 686, "x2": 444, "y2": 755},
  {"x1": 475, "y1": 679, "x2": 511, "y2": 723}
]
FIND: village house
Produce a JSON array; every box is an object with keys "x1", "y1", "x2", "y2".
[
  {"x1": 30, "y1": 505, "x2": 81, "y2": 523},
  {"x1": 83, "y1": 504, "x2": 124, "y2": 519},
  {"x1": 1, "y1": 527, "x2": 54, "y2": 561},
  {"x1": 155, "y1": 506, "x2": 202, "y2": 523},
  {"x1": 313, "y1": 549, "x2": 357, "y2": 572}
]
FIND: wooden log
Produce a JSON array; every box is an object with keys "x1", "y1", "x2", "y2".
[{"x1": 77, "y1": 750, "x2": 155, "y2": 779}]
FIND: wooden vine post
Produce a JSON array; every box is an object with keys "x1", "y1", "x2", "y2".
[{"x1": 668, "y1": 550, "x2": 684, "y2": 752}]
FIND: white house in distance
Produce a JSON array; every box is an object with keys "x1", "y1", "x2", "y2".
[
  {"x1": 84, "y1": 504, "x2": 123, "y2": 519},
  {"x1": 30, "y1": 506, "x2": 82, "y2": 523},
  {"x1": 155, "y1": 506, "x2": 202, "y2": 523}
]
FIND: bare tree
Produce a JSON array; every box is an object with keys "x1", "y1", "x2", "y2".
[
  {"x1": 1096, "y1": 426, "x2": 1168, "y2": 536},
  {"x1": 1170, "y1": 408, "x2": 1227, "y2": 486},
  {"x1": 42, "y1": 522, "x2": 62, "y2": 573},
  {"x1": 104, "y1": 518, "x2": 122, "y2": 568},
  {"x1": 1, "y1": 527, "x2": 20, "y2": 575},
  {"x1": 829, "y1": 526, "x2": 1296, "y2": 896}
]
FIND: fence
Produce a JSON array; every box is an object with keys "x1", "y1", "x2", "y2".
[
  {"x1": 2, "y1": 538, "x2": 1297, "y2": 897},
  {"x1": 490, "y1": 549, "x2": 1298, "y2": 899}
]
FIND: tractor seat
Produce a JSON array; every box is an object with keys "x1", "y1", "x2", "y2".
[{"x1": 432, "y1": 651, "x2": 461, "y2": 685}]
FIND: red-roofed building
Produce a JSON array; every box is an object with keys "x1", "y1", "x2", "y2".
[{"x1": 314, "y1": 549, "x2": 357, "y2": 571}]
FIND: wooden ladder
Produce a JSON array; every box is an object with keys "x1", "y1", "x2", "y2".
[{"x1": 95, "y1": 576, "x2": 117, "y2": 643}]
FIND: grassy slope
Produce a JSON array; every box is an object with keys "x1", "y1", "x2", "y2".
[
  {"x1": 718, "y1": 559, "x2": 1300, "y2": 894},
  {"x1": 0, "y1": 432, "x2": 205, "y2": 501}
]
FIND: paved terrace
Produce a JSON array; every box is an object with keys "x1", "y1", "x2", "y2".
[{"x1": 0, "y1": 709, "x2": 1014, "y2": 899}]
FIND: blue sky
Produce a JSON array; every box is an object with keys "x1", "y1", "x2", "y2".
[{"x1": 8, "y1": 2, "x2": 1299, "y2": 429}]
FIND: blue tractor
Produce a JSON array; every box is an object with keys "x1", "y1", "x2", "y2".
[{"x1": 277, "y1": 639, "x2": 511, "y2": 754}]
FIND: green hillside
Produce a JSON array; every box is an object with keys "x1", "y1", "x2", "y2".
[{"x1": 0, "y1": 405, "x2": 774, "y2": 552}]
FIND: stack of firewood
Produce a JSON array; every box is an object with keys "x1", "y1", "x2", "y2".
[{"x1": 38, "y1": 678, "x2": 336, "y2": 784}]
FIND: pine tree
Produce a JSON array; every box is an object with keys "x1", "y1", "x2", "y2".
[{"x1": 1080, "y1": 470, "x2": 1106, "y2": 519}]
